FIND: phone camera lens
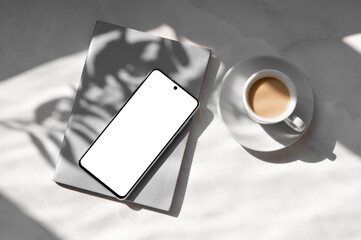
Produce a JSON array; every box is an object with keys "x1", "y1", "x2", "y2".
[{"x1": 174, "y1": 86, "x2": 177, "y2": 90}]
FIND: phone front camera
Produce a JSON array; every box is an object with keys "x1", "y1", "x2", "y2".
[{"x1": 174, "y1": 86, "x2": 177, "y2": 90}]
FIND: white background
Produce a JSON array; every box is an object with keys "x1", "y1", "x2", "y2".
[{"x1": 1, "y1": 0, "x2": 361, "y2": 239}]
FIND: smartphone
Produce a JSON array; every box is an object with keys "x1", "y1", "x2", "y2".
[{"x1": 79, "y1": 69, "x2": 199, "y2": 199}]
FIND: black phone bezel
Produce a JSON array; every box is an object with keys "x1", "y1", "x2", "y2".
[{"x1": 78, "y1": 69, "x2": 199, "y2": 199}]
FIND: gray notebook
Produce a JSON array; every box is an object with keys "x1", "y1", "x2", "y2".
[{"x1": 53, "y1": 21, "x2": 211, "y2": 212}]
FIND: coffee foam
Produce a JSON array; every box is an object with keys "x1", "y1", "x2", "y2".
[{"x1": 248, "y1": 77, "x2": 290, "y2": 118}]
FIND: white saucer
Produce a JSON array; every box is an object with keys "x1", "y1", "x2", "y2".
[{"x1": 218, "y1": 56, "x2": 314, "y2": 152}]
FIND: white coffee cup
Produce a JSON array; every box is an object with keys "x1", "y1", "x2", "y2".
[{"x1": 242, "y1": 69, "x2": 305, "y2": 132}]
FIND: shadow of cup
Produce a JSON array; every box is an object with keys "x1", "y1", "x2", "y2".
[{"x1": 246, "y1": 92, "x2": 337, "y2": 163}]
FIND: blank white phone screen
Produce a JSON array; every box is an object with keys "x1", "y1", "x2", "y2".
[{"x1": 79, "y1": 70, "x2": 198, "y2": 199}]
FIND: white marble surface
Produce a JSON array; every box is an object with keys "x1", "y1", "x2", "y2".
[{"x1": 1, "y1": 0, "x2": 361, "y2": 239}]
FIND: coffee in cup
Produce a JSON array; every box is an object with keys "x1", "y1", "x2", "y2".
[{"x1": 243, "y1": 69, "x2": 305, "y2": 132}]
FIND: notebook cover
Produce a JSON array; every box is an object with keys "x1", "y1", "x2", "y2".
[{"x1": 53, "y1": 21, "x2": 211, "y2": 211}]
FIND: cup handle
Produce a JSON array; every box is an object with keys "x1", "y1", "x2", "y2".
[{"x1": 284, "y1": 113, "x2": 305, "y2": 132}]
